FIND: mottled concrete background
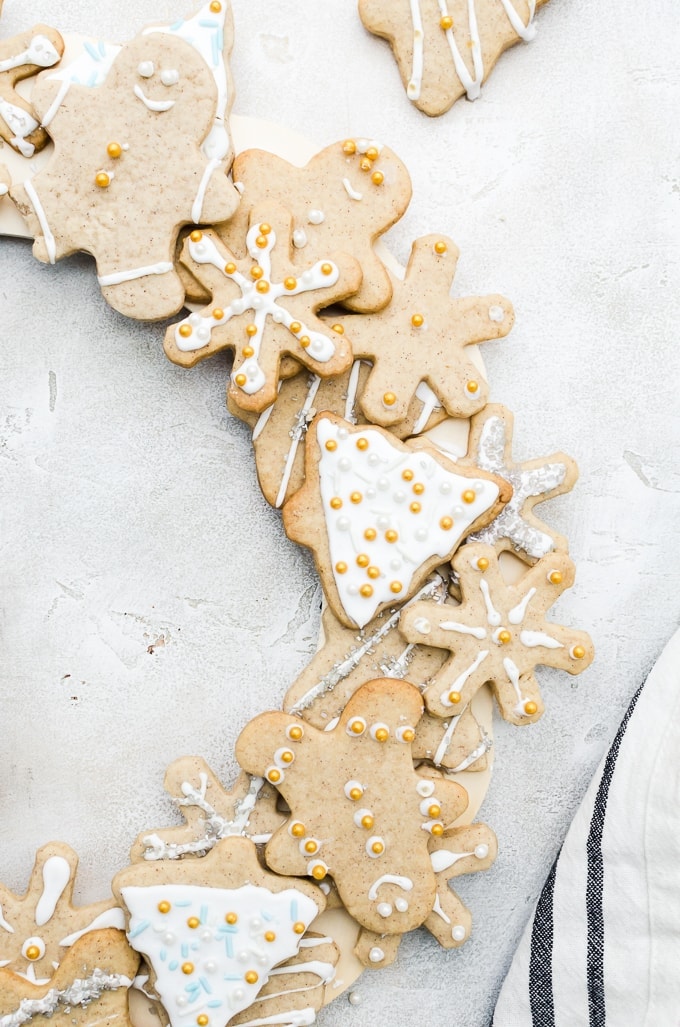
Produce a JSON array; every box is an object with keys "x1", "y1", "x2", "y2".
[{"x1": 1, "y1": 0, "x2": 679, "y2": 1024}]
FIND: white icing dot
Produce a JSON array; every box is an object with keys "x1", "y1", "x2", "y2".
[
  {"x1": 257, "y1": 953, "x2": 269, "y2": 965},
  {"x1": 369, "y1": 947, "x2": 384, "y2": 963},
  {"x1": 377, "y1": 903, "x2": 392, "y2": 918},
  {"x1": 416, "y1": 780, "x2": 436, "y2": 797},
  {"x1": 337, "y1": 517, "x2": 350, "y2": 531},
  {"x1": 415, "y1": 527, "x2": 428, "y2": 542},
  {"x1": 231, "y1": 298, "x2": 246, "y2": 315},
  {"x1": 395, "y1": 898, "x2": 409, "y2": 912},
  {"x1": 232, "y1": 987, "x2": 245, "y2": 1001},
  {"x1": 200, "y1": 929, "x2": 212, "y2": 942},
  {"x1": 452, "y1": 925, "x2": 467, "y2": 941},
  {"x1": 475, "y1": 843, "x2": 489, "y2": 859},
  {"x1": 366, "y1": 486, "x2": 376, "y2": 499},
  {"x1": 250, "y1": 917, "x2": 262, "y2": 930},
  {"x1": 237, "y1": 950, "x2": 249, "y2": 963},
  {"x1": 189, "y1": 312, "x2": 201, "y2": 325},
  {"x1": 252, "y1": 296, "x2": 264, "y2": 310},
  {"x1": 310, "y1": 340, "x2": 322, "y2": 355},
  {"x1": 272, "y1": 309, "x2": 285, "y2": 323},
  {"x1": 308, "y1": 209, "x2": 325, "y2": 224},
  {"x1": 163, "y1": 932, "x2": 175, "y2": 944},
  {"x1": 489, "y1": 305, "x2": 505, "y2": 323},
  {"x1": 439, "y1": 481, "x2": 452, "y2": 494},
  {"x1": 176, "y1": 996, "x2": 188, "y2": 1008},
  {"x1": 348, "y1": 585, "x2": 358, "y2": 595},
  {"x1": 138, "y1": 61, "x2": 154, "y2": 78},
  {"x1": 302, "y1": 271, "x2": 314, "y2": 286},
  {"x1": 292, "y1": 228, "x2": 308, "y2": 248},
  {"x1": 197, "y1": 326, "x2": 211, "y2": 342},
  {"x1": 474, "y1": 480, "x2": 485, "y2": 491},
  {"x1": 390, "y1": 558, "x2": 402, "y2": 571},
  {"x1": 338, "y1": 428, "x2": 349, "y2": 440},
  {"x1": 453, "y1": 505, "x2": 464, "y2": 517},
  {"x1": 338, "y1": 458, "x2": 352, "y2": 471},
  {"x1": 344, "y1": 780, "x2": 364, "y2": 799},
  {"x1": 413, "y1": 616, "x2": 431, "y2": 635},
  {"x1": 377, "y1": 478, "x2": 390, "y2": 492},
  {"x1": 161, "y1": 68, "x2": 179, "y2": 85},
  {"x1": 204, "y1": 961, "x2": 217, "y2": 973},
  {"x1": 368, "y1": 453, "x2": 381, "y2": 466},
  {"x1": 393, "y1": 490, "x2": 406, "y2": 503}
]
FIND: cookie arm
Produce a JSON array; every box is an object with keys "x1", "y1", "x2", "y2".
[
  {"x1": 450, "y1": 294, "x2": 515, "y2": 346},
  {"x1": 191, "y1": 162, "x2": 240, "y2": 226}
]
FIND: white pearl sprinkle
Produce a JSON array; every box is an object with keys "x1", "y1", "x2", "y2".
[
  {"x1": 475, "y1": 843, "x2": 489, "y2": 859},
  {"x1": 348, "y1": 991, "x2": 363, "y2": 1005},
  {"x1": 377, "y1": 902, "x2": 392, "y2": 918},
  {"x1": 452, "y1": 925, "x2": 467, "y2": 942}
]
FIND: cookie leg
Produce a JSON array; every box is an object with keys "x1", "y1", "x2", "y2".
[
  {"x1": 99, "y1": 265, "x2": 186, "y2": 320},
  {"x1": 353, "y1": 928, "x2": 401, "y2": 969}
]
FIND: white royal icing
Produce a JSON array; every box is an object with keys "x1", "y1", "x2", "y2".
[
  {"x1": 0, "y1": 34, "x2": 61, "y2": 75},
  {"x1": 35, "y1": 857, "x2": 71, "y2": 927},
  {"x1": 316, "y1": 418, "x2": 500, "y2": 627},
  {"x1": 40, "y1": 40, "x2": 122, "y2": 128},
  {"x1": 0, "y1": 970, "x2": 131, "y2": 1027},
  {"x1": 59, "y1": 907, "x2": 126, "y2": 946},
  {"x1": 121, "y1": 883, "x2": 320, "y2": 1027},
  {"x1": 97, "y1": 261, "x2": 174, "y2": 287}
]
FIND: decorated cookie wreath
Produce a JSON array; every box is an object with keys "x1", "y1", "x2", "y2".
[{"x1": 0, "y1": 1, "x2": 592, "y2": 1025}]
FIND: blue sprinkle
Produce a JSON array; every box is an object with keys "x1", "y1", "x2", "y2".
[
  {"x1": 83, "y1": 41, "x2": 101, "y2": 61},
  {"x1": 198, "y1": 18, "x2": 219, "y2": 27},
  {"x1": 200, "y1": 905, "x2": 209, "y2": 924},
  {"x1": 199, "y1": 978, "x2": 212, "y2": 994},
  {"x1": 160, "y1": 949, "x2": 167, "y2": 962},
  {"x1": 223, "y1": 975, "x2": 241, "y2": 981},
  {"x1": 174, "y1": 900, "x2": 192, "y2": 907},
  {"x1": 261, "y1": 910, "x2": 274, "y2": 922},
  {"x1": 191, "y1": 942, "x2": 200, "y2": 951},
  {"x1": 290, "y1": 900, "x2": 298, "y2": 921},
  {"x1": 207, "y1": 1001, "x2": 222, "y2": 1009},
  {"x1": 168, "y1": 960, "x2": 179, "y2": 971},
  {"x1": 98, "y1": 40, "x2": 107, "y2": 56},
  {"x1": 87, "y1": 70, "x2": 97, "y2": 86},
  {"x1": 185, "y1": 984, "x2": 200, "y2": 998},
  {"x1": 224, "y1": 935, "x2": 233, "y2": 958},
  {"x1": 170, "y1": 19, "x2": 184, "y2": 30},
  {"x1": 181, "y1": 943, "x2": 189, "y2": 958},
  {"x1": 128, "y1": 920, "x2": 150, "y2": 939},
  {"x1": 211, "y1": 31, "x2": 220, "y2": 66}
]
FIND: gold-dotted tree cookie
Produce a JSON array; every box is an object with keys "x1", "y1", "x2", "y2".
[
  {"x1": 236, "y1": 678, "x2": 470, "y2": 938},
  {"x1": 113, "y1": 837, "x2": 327, "y2": 1027},
  {"x1": 0, "y1": 22, "x2": 63, "y2": 156},
  {"x1": 164, "y1": 208, "x2": 360, "y2": 412},
  {"x1": 462, "y1": 404, "x2": 578, "y2": 561},
  {"x1": 10, "y1": 15, "x2": 239, "y2": 320},
  {"x1": 0, "y1": 843, "x2": 138, "y2": 1027},
  {"x1": 130, "y1": 756, "x2": 286, "y2": 863},
  {"x1": 399, "y1": 543, "x2": 594, "y2": 725},
  {"x1": 359, "y1": 0, "x2": 548, "y2": 116},
  {"x1": 282, "y1": 413, "x2": 511, "y2": 629},
  {"x1": 200, "y1": 138, "x2": 412, "y2": 313},
  {"x1": 332, "y1": 235, "x2": 514, "y2": 427}
]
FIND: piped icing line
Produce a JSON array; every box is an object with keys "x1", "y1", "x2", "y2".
[
  {"x1": 449, "y1": 731, "x2": 492, "y2": 772},
  {"x1": 40, "y1": 41, "x2": 122, "y2": 128},
  {"x1": 431, "y1": 894, "x2": 450, "y2": 924},
  {"x1": 59, "y1": 907, "x2": 126, "y2": 946},
  {"x1": 0, "y1": 98, "x2": 39, "y2": 156},
  {"x1": 503, "y1": 655, "x2": 528, "y2": 715},
  {"x1": 21, "y1": 177, "x2": 57, "y2": 254},
  {"x1": 498, "y1": 0, "x2": 537, "y2": 40},
  {"x1": 412, "y1": 382, "x2": 442, "y2": 435},
  {"x1": 508, "y1": 587, "x2": 536, "y2": 625},
  {"x1": 341, "y1": 178, "x2": 362, "y2": 201},
  {"x1": 235, "y1": 1010, "x2": 316, "y2": 1027},
  {"x1": 437, "y1": 0, "x2": 483, "y2": 101},
  {"x1": 97, "y1": 262, "x2": 174, "y2": 287},
  {"x1": 367, "y1": 875, "x2": 414, "y2": 901},
  {"x1": 479, "y1": 579, "x2": 501, "y2": 626},
  {"x1": 344, "y1": 360, "x2": 364, "y2": 423},
  {"x1": 407, "y1": 0, "x2": 425, "y2": 99},
  {"x1": 0, "y1": 904, "x2": 14, "y2": 933},
  {"x1": 275, "y1": 376, "x2": 322, "y2": 508},
  {"x1": 519, "y1": 630, "x2": 563, "y2": 649},
  {"x1": 267, "y1": 960, "x2": 336, "y2": 982},
  {"x1": 35, "y1": 856, "x2": 71, "y2": 927},
  {"x1": 252, "y1": 386, "x2": 281, "y2": 442},
  {"x1": 430, "y1": 842, "x2": 489, "y2": 874},
  {"x1": 132, "y1": 84, "x2": 175, "y2": 112},
  {"x1": 191, "y1": 157, "x2": 222, "y2": 223},
  {"x1": 432, "y1": 713, "x2": 462, "y2": 767},
  {"x1": 0, "y1": 35, "x2": 61, "y2": 75},
  {"x1": 440, "y1": 651, "x2": 488, "y2": 707},
  {"x1": 287, "y1": 576, "x2": 446, "y2": 715},
  {"x1": 0, "y1": 970, "x2": 132, "y2": 1027},
  {"x1": 380, "y1": 642, "x2": 416, "y2": 679},
  {"x1": 438, "y1": 621, "x2": 487, "y2": 640}
]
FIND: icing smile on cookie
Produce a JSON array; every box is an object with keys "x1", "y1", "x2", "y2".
[{"x1": 133, "y1": 83, "x2": 176, "y2": 112}]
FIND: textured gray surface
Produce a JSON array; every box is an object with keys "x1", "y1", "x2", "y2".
[{"x1": 1, "y1": 0, "x2": 679, "y2": 1024}]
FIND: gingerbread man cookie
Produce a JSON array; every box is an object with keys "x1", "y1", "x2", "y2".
[
  {"x1": 399, "y1": 543, "x2": 594, "y2": 724},
  {"x1": 0, "y1": 843, "x2": 138, "y2": 1027},
  {"x1": 10, "y1": 7, "x2": 239, "y2": 320},
  {"x1": 0, "y1": 22, "x2": 63, "y2": 156},
  {"x1": 165, "y1": 209, "x2": 360, "y2": 412},
  {"x1": 236, "y1": 678, "x2": 469, "y2": 939},
  {"x1": 359, "y1": 0, "x2": 548, "y2": 116},
  {"x1": 282, "y1": 413, "x2": 511, "y2": 628},
  {"x1": 332, "y1": 235, "x2": 514, "y2": 427}
]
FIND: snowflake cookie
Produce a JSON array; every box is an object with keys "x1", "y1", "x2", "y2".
[
  {"x1": 113, "y1": 837, "x2": 328, "y2": 1027},
  {"x1": 9, "y1": 3, "x2": 240, "y2": 320},
  {"x1": 282, "y1": 413, "x2": 511, "y2": 629},
  {"x1": 359, "y1": 0, "x2": 548, "y2": 116},
  {"x1": 0, "y1": 843, "x2": 138, "y2": 1027},
  {"x1": 332, "y1": 234, "x2": 514, "y2": 427},
  {"x1": 201, "y1": 138, "x2": 412, "y2": 314},
  {"x1": 236, "y1": 677, "x2": 472, "y2": 937},
  {"x1": 399, "y1": 543, "x2": 594, "y2": 724},
  {"x1": 0, "y1": 21, "x2": 63, "y2": 156},
  {"x1": 164, "y1": 209, "x2": 360, "y2": 412},
  {"x1": 463, "y1": 404, "x2": 578, "y2": 561}
]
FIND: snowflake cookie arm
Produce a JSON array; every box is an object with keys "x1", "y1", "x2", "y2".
[
  {"x1": 424, "y1": 822, "x2": 497, "y2": 949},
  {"x1": 0, "y1": 24, "x2": 63, "y2": 156},
  {"x1": 464, "y1": 405, "x2": 579, "y2": 561},
  {"x1": 332, "y1": 235, "x2": 514, "y2": 427}
]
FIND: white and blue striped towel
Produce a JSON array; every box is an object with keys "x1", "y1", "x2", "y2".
[{"x1": 492, "y1": 626, "x2": 680, "y2": 1026}]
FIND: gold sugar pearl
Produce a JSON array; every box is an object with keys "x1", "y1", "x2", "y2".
[
  {"x1": 250, "y1": 265, "x2": 264, "y2": 280},
  {"x1": 259, "y1": 222, "x2": 271, "y2": 235},
  {"x1": 290, "y1": 321, "x2": 302, "y2": 334},
  {"x1": 440, "y1": 516, "x2": 453, "y2": 531},
  {"x1": 385, "y1": 529, "x2": 398, "y2": 543},
  {"x1": 350, "y1": 491, "x2": 363, "y2": 504},
  {"x1": 372, "y1": 171, "x2": 384, "y2": 186},
  {"x1": 402, "y1": 469, "x2": 414, "y2": 481},
  {"x1": 311, "y1": 864, "x2": 327, "y2": 881},
  {"x1": 25, "y1": 945, "x2": 41, "y2": 961},
  {"x1": 342, "y1": 139, "x2": 357, "y2": 155},
  {"x1": 361, "y1": 815, "x2": 374, "y2": 829},
  {"x1": 374, "y1": 727, "x2": 389, "y2": 743},
  {"x1": 107, "y1": 142, "x2": 122, "y2": 159},
  {"x1": 256, "y1": 280, "x2": 270, "y2": 294},
  {"x1": 364, "y1": 528, "x2": 377, "y2": 541},
  {"x1": 462, "y1": 489, "x2": 476, "y2": 504},
  {"x1": 434, "y1": 239, "x2": 448, "y2": 254},
  {"x1": 182, "y1": 963, "x2": 195, "y2": 975},
  {"x1": 288, "y1": 725, "x2": 304, "y2": 741},
  {"x1": 225, "y1": 912, "x2": 238, "y2": 924},
  {"x1": 467, "y1": 380, "x2": 479, "y2": 394},
  {"x1": 304, "y1": 840, "x2": 318, "y2": 854},
  {"x1": 158, "y1": 901, "x2": 171, "y2": 914},
  {"x1": 234, "y1": 373, "x2": 247, "y2": 387},
  {"x1": 383, "y1": 391, "x2": 397, "y2": 406},
  {"x1": 187, "y1": 916, "x2": 200, "y2": 929},
  {"x1": 325, "y1": 439, "x2": 338, "y2": 451},
  {"x1": 280, "y1": 749, "x2": 294, "y2": 763},
  {"x1": 357, "y1": 553, "x2": 370, "y2": 567},
  {"x1": 549, "y1": 570, "x2": 563, "y2": 585},
  {"x1": 410, "y1": 501, "x2": 422, "y2": 514},
  {"x1": 190, "y1": 230, "x2": 203, "y2": 242},
  {"x1": 244, "y1": 971, "x2": 259, "y2": 985},
  {"x1": 335, "y1": 561, "x2": 348, "y2": 574},
  {"x1": 299, "y1": 335, "x2": 311, "y2": 348},
  {"x1": 246, "y1": 323, "x2": 258, "y2": 336},
  {"x1": 242, "y1": 346, "x2": 254, "y2": 358},
  {"x1": 411, "y1": 313, "x2": 424, "y2": 328},
  {"x1": 293, "y1": 921, "x2": 306, "y2": 934},
  {"x1": 390, "y1": 581, "x2": 403, "y2": 594},
  {"x1": 431, "y1": 824, "x2": 444, "y2": 837},
  {"x1": 524, "y1": 701, "x2": 539, "y2": 716},
  {"x1": 209, "y1": 0, "x2": 222, "y2": 10},
  {"x1": 349, "y1": 786, "x2": 363, "y2": 800},
  {"x1": 498, "y1": 630, "x2": 512, "y2": 645},
  {"x1": 284, "y1": 276, "x2": 297, "y2": 291},
  {"x1": 264, "y1": 931, "x2": 276, "y2": 943},
  {"x1": 440, "y1": 14, "x2": 453, "y2": 29},
  {"x1": 448, "y1": 690, "x2": 462, "y2": 704},
  {"x1": 321, "y1": 262, "x2": 333, "y2": 276},
  {"x1": 291, "y1": 822, "x2": 306, "y2": 837},
  {"x1": 365, "y1": 146, "x2": 379, "y2": 161},
  {"x1": 212, "y1": 308, "x2": 224, "y2": 320},
  {"x1": 371, "y1": 840, "x2": 385, "y2": 854},
  {"x1": 255, "y1": 234, "x2": 268, "y2": 249},
  {"x1": 477, "y1": 557, "x2": 489, "y2": 571},
  {"x1": 225, "y1": 262, "x2": 236, "y2": 274},
  {"x1": 413, "y1": 482, "x2": 425, "y2": 495},
  {"x1": 330, "y1": 497, "x2": 343, "y2": 509},
  {"x1": 360, "y1": 584, "x2": 374, "y2": 598},
  {"x1": 360, "y1": 157, "x2": 372, "y2": 172},
  {"x1": 401, "y1": 727, "x2": 414, "y2": 742},
  {"x1": 367, "y1": 566, "x2": 380, "y2": 579},
  {"x1": 332, "y1": 323, "x2": 344, "y2": 334},
  {"x1": 179, "y1": 325, "x2": 193, "y2": 338},
  {"x1": 95, "y1": 172, "x2": 110, "y2": 188},
  {"x1": 350, "y1": 720, "x2": 365, "y2": 735},
  {"x1": 197, "y1": 1016, "x2": 209, "y2": 1026},
  {"x1": 572, "y1": 646, "x2": 586, "y2": 660},
  {"x1": 356, "y1": 437, "x2": 369, "y2": 450},
  {"x1": 267, "y1": 768, "x2": 281, "y2": 783},
  {"x1": 428, "y1": 804, "x2": 441, "y2": 818}
]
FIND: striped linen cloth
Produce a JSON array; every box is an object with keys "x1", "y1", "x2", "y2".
[{"x1": 492, "y1": 626, "x2": 680, "y2": 1026}]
